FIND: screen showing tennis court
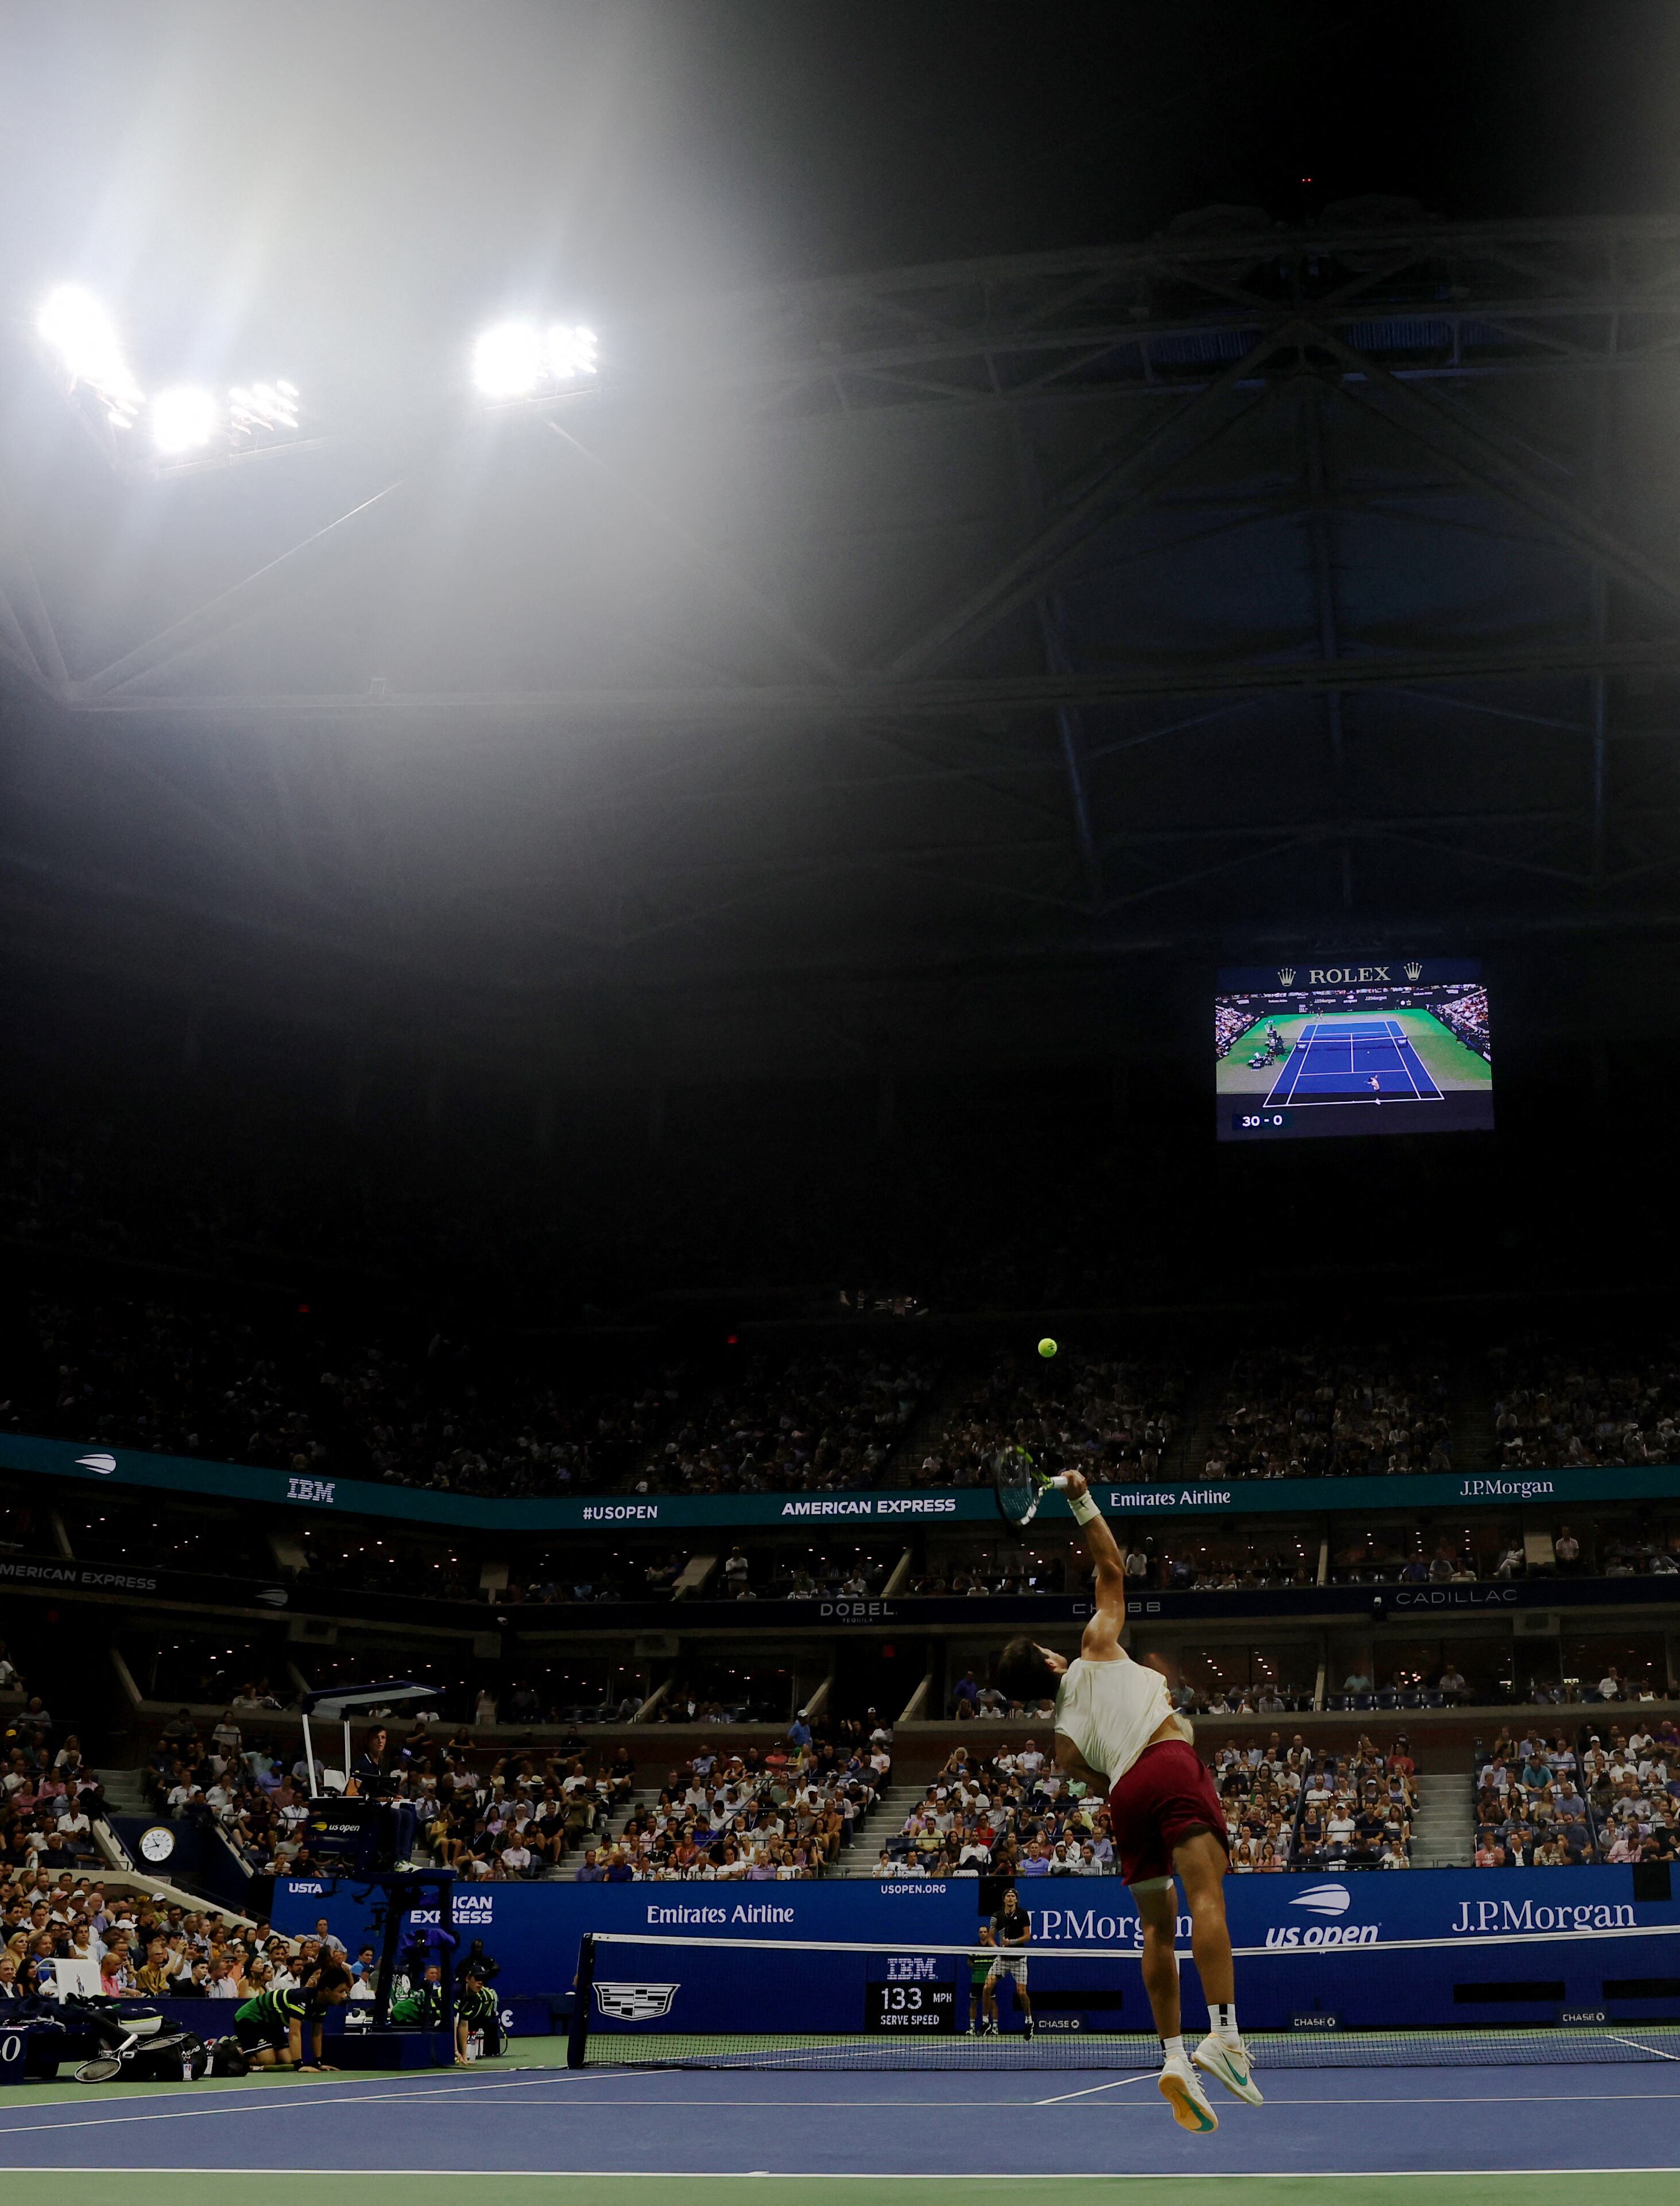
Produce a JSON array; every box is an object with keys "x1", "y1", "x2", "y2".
[{"x1": 1216, "y1": 957, "x2": 1492, "y2": 1142}]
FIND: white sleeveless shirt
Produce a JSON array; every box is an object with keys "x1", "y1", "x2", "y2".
[{"x1": 1052, "y1": 1652, "x2": 1174, "y2": 1787}]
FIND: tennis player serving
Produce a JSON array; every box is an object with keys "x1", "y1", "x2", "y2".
[{"x1": 994, "y1": 1469, "x2": 1259, "y2": 2133}]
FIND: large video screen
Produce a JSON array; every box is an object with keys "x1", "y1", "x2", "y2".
[{"x1": 1216, "y1": 958, "x2": 1492, "y2": 1143}]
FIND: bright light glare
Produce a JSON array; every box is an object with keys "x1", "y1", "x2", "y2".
[
  {"x1": 229, "y1": 379, "x2": 300, "y2": 435},
  {"x1": 150, "y1": 384, "x2": 218, "y2": 455},
  {"x1": 548, "y1": 322, "x2": 598, "y2": 382},
  {"x1": 473, "y1": 320, "x2": 544, "y2": 398},
  {"x1": 36, "y1": 284, "x2": 144, "y2": 427}
]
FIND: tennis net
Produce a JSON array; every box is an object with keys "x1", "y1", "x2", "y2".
[{"x1": 567, "y1": 1925, "x2": 1680, "y2": 2070}]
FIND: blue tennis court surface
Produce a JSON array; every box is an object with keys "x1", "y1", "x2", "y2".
[
  {"x1": 1, "y1": 2059, "x2": 1676, "y2": 2182},
  {"x1": 1265, "y1": 1019, "x2": 1442, "y2": 1108}
]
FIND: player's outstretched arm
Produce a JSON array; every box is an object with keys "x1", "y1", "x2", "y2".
[{"x1": 1060, "y1": 1468, "x2": 1128, "y2": 1657}]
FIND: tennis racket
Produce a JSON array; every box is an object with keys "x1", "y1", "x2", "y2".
[{"x1": 993, "y1": 1449, "x2": 1064, "y2": 1534}]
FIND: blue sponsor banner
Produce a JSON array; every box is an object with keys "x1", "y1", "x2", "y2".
[
  {"x1": 1015, "y1": 1868, "x2": 1679, "y2": 2034},
  {"x1": 273, "y1": 1876, "x2": 974, "y2": 1999},
  {"x1": 7, "y1": 1427, "x2": 1680, "y2": 1534},
  {"x1": 274, "y1": 1868, "x2": 1680, "y2": 2036}
]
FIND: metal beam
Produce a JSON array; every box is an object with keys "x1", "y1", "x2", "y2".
[
  {"x1": 75, "y1": 478, "x2": 409, "y2": 698},
  {"x1": 69, "y1": 633, "x2": 1680, "y2": 733},
  {"x1": 540, "y1": 419, "x2": 843, "y2": 679},
  {"x1": 876, "y1": 324, "x2": 1302, "y2": 678},
  {"x1": 1304, "y1": 319, "x2": 1680, "y2": 626}
]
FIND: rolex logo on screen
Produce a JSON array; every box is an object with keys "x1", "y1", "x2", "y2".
[
  {"x1": 1278, "y1": 967, "x2": 1295, "y2": 987},
  {"x1": 1404, "y1": 961, "x2": 1423, "y2": 981}
]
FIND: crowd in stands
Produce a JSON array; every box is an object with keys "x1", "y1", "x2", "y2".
[
  {"x1": 22, "y1": 1238, "x2": 1680, "y2": 1515},
  {"x1": 1283, "y1": 1738, "x2": 1416, "y2": 1870},
  {"x1": 709, "y1": 1543, "x2": 895, "y2": 1601},
  {"x1": 575, "y1": 1720, "x2": 890, "y2": 1880},
  {"x1": 912, "y1": 1546, "x2": 1070, "y2": 1599},
  {"x1": 874, "y1": 1738, "x2": 1112, "y2": 1878},
  {"x1": 1214, "y1": 1000, "x2": 1261, "y2": 1059},
  {"x1": 1206, "y1": 1349, "x2": 1453, "y2": 1481},
  {"x1": 874, "y1": 1732, "x2": 1417, "y2": 1877},
  {"x1": 16, "y1": 1292, "x2": 676, "y2": 1501},
  {"x1": 140, "y1": 1703, "x2": 642, "y2": 1879},
  {"x1": 0, "y1": 1872, "x2": 369, "y2": 2002},
  {"x1": 1488, "y1": 1344, "x2": 1680, "y2": 1472},
  {"x1": 1433, "y1": 986, "x2": 1491, "y2": 1058},
  {"x1": 1133, "y1": 1539, "x2": 1313, "y2": 1594},
  {"x1": 632, "y1": 1350, "x2": 934, "y2": 1496},
  {"x1": 1171, "y1": 1674, "x2": 1316, "y2": 1715},
  {"x1": 913, "y1": 1353, "x2": 1184, "y2": 1491},
  {"x1": 1474, "y1": 1718, "x2": 1680, "y2": 1866},
  {"x1": 0, "y1": 1659, "x2": 107, "y2": 1885}
]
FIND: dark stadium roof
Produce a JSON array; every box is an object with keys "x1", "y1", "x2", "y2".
[{"x1": 9, "y1": 210, "x2": 1680, "y2": 1079}]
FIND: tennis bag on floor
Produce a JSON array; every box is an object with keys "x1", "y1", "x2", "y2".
[
  {"x1": 206, "y1": 2035, "x2": 250, "y2": 2079},
  {"x1": 72, "y1": 2006, "x2": 209, "y2": 2085}
]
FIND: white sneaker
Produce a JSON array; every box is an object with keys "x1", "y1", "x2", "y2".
[
  {"x1": 1193, "y1": 2032, "x2": 1264, "y2": 2105},
  {"x1": 1159, "y1": 2055, "x2": 1219, "y2": 2133}
]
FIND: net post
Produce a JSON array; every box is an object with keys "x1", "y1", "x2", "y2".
[{"x1": 567, "y1": 1932, "x2": 597, "y2": 2068}]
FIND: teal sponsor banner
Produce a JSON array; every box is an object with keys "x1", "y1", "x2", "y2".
[{"x1": 1, "y1": 1430, "x2": 1677, "y2": 1532}]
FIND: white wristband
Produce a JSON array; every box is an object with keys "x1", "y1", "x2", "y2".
[{"x1": 1067, "y1": 1488, "x2": 1102, "y2": 1526}]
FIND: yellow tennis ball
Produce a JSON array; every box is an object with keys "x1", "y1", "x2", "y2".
[{"x1": 1038, "y1": 1337, "x2": 1058, "y2": 1359}]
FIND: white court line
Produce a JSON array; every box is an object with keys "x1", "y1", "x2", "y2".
[
  {"x1": 513, "y1": 2091, "x2": 1680, "y2": 2109},
  {"x1": 5, "y1": 2085, "x2": 1677, "y2": 2137},
  {"x1": 1387, "y1": 1016, "x2": 1424, "y2": 1100},
  {"x1": 1036, "y1": 2076, "x2": 1166, "y2": 2104},
  {"x1": 0, "y1": 2071, "x2": 616, "y2": 2137},
  {"x1": 2, "y1": 2168, "x2": 1678, "y2": 2181},
  {"x1": 1610, "y1": 2035, "x2": 1680, "y2": 2062}
]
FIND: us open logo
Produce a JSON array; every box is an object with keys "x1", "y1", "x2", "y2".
[
  {"x1": 595, "y1": 1982, "x2": 679, "y2": 2022},
  {"x1": 1290, "y1": 1884, "x2": 1353, "y2": 1917}
]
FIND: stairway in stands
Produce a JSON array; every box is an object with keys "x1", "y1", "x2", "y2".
[
  {"x1": 1410, "y1": 1772, "x2": 1474, "y2": 1867},
  {"x1": 94, "y1": 1766, "x2": 150, "y2": 1816},
  {"x1": 836, "y1": 1781, "x2": 930, "y2": 1874}
]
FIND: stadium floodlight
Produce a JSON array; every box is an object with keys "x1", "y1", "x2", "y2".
[
  {"x1": 547, "y1": 322, "x2": 598, "y2": 382},
  {"x1": 228, "y1": 379, "x2": 300, "y2": 436},
  {"x1": 36, "y1": 283, "x2": 144, "y2": 428},
  {"x1": 473, "y1": 319, "x2": 545, "y2": 398},
  {"x1": 150, "y1": 384, "x2": 218, "y2": 455}
]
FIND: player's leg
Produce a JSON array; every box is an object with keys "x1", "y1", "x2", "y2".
[
  {"x1": 1015, "y1": 1961, "x2": 1033, "y2": 2037},
  {"x1": 1175, "y1": 1829, "x2": 1263, "y2": 2106},
  {"x1": 1133, "y1": 1875, "x2": 1217, "y2": 2134},
  {"x1": 981, "y1": 1963, "x2": 999, "y2": 2034}
]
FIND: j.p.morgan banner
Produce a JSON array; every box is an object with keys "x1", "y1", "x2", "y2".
[{"x1": 6, "y1": 1429, "x2": 1680, "y2": 1534}]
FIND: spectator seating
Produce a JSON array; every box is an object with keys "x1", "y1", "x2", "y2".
[
  {"x1": 912, "y1": 1352, "x2": 1184, "y2": 1490},
  {"x1": 1473, "y1": 1725, "x2": 1602, "y2": 1865},
  {"x1": 634, "y1": 1349, "x2": 934, "y2": 1496},
  {"x1": 1287, "y1": 1736, "x2": 1416, "y2": 1870},
  {"x1": 1206, "y1": 1348, "x2": 1453, "y2": 1481},
  {"x1": 1488, "y1": 1342, "x2": 1680, "y2": 1473},
  {"x1": 578, "y1": 1730, "x2": 889, "y2": 1880}
]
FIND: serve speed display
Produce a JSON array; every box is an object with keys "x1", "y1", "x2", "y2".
[{"x1": 865, "y1": 1979, "x2": 957, "y2": 2033}]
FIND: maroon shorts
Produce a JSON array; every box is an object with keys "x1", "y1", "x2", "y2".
[{"x1": 1107, "y1": 1739, "x2": 1229, "y2": 1887}]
